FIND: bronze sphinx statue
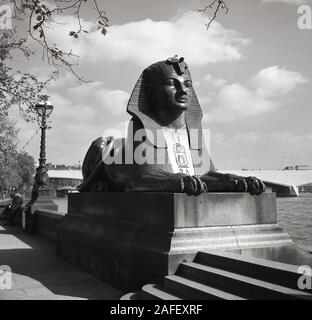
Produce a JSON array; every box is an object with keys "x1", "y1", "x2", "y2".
[{"x1": 78, "y1": 56, "x2": 266, "y2": 196}]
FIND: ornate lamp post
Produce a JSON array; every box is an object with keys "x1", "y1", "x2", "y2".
[
  {"x1": 22, "y1": 98, "x2": 58, "y2": 233},
  {"x1": 35, "y1": 99, "x2": 54, "y2": 174},
  {"x1": 30, "y1": 98, "x2": 54, "y2": 202}
]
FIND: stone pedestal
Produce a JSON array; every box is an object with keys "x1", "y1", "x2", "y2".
[
  {"x1": 57, "y1": 192, "x2": 299, "y2": 290},
  {"x1": 30, "y1": 187, "x2": 58, "y2": 212}
]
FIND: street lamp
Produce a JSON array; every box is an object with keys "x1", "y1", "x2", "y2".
[
  {"x1": 22, "y1": 98, "x2": 57, "y2": 233},
  {"x1": 34, "y1": 99, "x2": 54, "y2": 170},
  {"x1": 35, "y1": 99, "x2": 54, "y2": 117}
]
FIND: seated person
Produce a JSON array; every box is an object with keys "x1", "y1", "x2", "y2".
[
  {"x1": 78, "y1": 56, "x2": 265, "y2": 196},
  {"x1": 5, "y1": 187, "x2": 23, "y2": 226}
]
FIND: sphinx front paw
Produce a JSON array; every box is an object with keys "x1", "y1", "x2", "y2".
[
  {"x1": 244, "y1": 176, "x2": 266, "y2": 195},
  {"x1": 182, "y1": 176, "x2": 207, "y2": 196},
  {"x1": 224, "y1": 176, "x2": 266, "y2": 195},
  {"x1": 218, "y1": 174, "x2": 266, "y2": 195}
]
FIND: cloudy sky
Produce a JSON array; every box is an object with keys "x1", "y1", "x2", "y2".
[{"x1": 9, "y1": 0, "x2": 312, "y2": 169}]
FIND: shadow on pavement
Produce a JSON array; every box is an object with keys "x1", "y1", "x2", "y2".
[{"x1": 0, "y1": 223, "x2": 124, "y2": 300}]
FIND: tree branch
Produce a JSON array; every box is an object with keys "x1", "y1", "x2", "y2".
[
  {"x1": 198, "y1": 0, "x2": 229, "y2": 30},
  {"x1": 11, "y1": 0, "x2": 110, "y2": 81}
]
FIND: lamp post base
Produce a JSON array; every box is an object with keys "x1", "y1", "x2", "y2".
[
  {"x1": 30, "y1": 187, "x2": 58, "y2": 212},
  {"x1": 21, "y1": 187, "x2": 58, "y2": 234}
]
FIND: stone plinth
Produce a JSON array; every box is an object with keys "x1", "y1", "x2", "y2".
[
  {"x1": 57, "y1": 192, "x2": 294, "y2": 290},
  {"x1": 31, "y1": 187, "x2": 58, "y2": 212}
]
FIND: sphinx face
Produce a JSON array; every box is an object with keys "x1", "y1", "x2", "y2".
[{"x1": 152, "y1": 74, "x2": 193, "y2": 113}]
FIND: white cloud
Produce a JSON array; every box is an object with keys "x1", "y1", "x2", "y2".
[
  {"x1": 48, "y1": 72, "x2": 77, "y2": 90},
  {"x1": 204, "y1": 74, "x2": 226, "y2": 87},
  {"x1": 13, "y1": 78, "x2": 130, "y2": 164},
  {"x1": 98, "y1": 90, "x2": 130, "y2": 116},
  {"x1": 212, "y1": 78, "x2": 227, "y2": 87},
  {"x1": 202, "y1": 66, "x2": 307, "y2": 122},
  {"x1": 55, "y1": 91, "x2": 130, "y2": 148},
  {"x1": 43, "y1": 11, "x2": 249, "y2": 67},
  {"x1": 251, "y1": 66, "x2": 308, "y2": 97},
  {"x1": 204, "y1": 74, "x2": 212, "y2": 82},
  {"x1": 65, "y1": 82, "x2": 130, "y2": 117},
  {"x1": 262, "y1": 0, "x2": 310, "y2": 4},
  {"x1": 207, "y1": 83, "x2": 275, "y2": 122}
]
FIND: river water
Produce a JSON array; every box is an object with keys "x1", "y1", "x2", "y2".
[
  {"x1": 277, "y1": 193, "x2": 312, "y2": 251},
  {"x1": 53, "y1": 193, "x2": 312, "y2": 250}
]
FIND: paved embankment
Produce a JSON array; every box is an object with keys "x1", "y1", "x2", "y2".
[{"x1": 0, "y1": 223, "x2": 124, "y2": 300}]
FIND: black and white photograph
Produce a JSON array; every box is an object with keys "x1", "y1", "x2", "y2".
[{"x1": 0, "y1": 0, "x2": 312, "y2": 305}]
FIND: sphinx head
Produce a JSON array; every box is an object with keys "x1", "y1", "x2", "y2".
[
  {"x1": 127, "y1": 56, "x2": 203, "y2": 132},
  {"x1": 142, "y1": 56, "x2": 193, "y2": 122}
]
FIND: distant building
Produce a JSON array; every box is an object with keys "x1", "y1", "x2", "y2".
[
  {"x1": 47, "y1": 170, "x2": 83, "y2": 195},
  {"x1": 295, "y1": 165, "x2": 311, "y2": 170},
  {"x1": 46, "y1": 163, "x2": 82, "y2": 171},
  {"x1": 284, "y1": 166, "x2": 294, "y2": 170},
  {"x1": 283, "y1": 164, "x2": 311, "y2": 170}
]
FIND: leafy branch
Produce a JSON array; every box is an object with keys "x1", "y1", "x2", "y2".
[
  {"x1": 11, "y1": 0, "x2": 109, "y2": 81},
  {"x1": 0, "y1": 29, "x2": 57, "y2": 120}
]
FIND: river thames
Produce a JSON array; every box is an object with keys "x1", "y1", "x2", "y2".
[{"x1": 277, "y1": 193, "x2": 312, "y2": 251}]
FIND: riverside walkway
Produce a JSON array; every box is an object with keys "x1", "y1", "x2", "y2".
[{"x1": 0, "y1": 222, "x2": 123, "y2": 300}]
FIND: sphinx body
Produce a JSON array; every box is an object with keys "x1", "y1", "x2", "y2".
[{"x1": 78, "y1": 57, "x2": 265, "y2": 196}]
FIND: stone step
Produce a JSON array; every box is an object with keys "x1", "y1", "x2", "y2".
[
  {"x1": 120, "y1": 292, "x2": 137, "y2": 300},
  {"x1": 163, "y1": 275, "x2": 246, "y2": 300},
  {"x1": 195, "y1": 250, "x2": 312, "y2": 293},
  {"x1": 139, "y1": 284, "x2": 182, "y2": 300},
  {"x1": 177, "y1": 262, "x2": 312, "y2": 300}
]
